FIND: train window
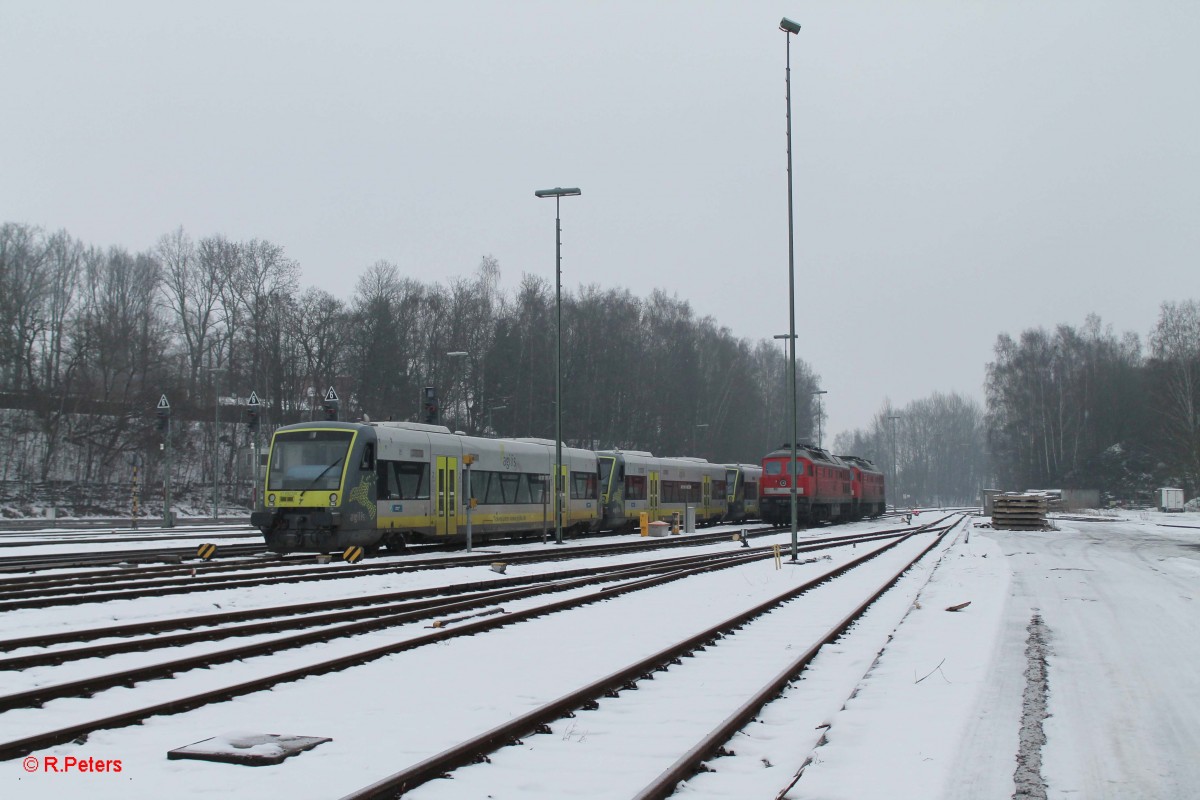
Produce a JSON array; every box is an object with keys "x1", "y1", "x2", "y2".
[
  {"x1": 745, "y1": 481, "x2": 759, "y2": 499},
  {"x1": 713, "y1": 480, "x2": 728, "y2": 499},
  {"x1": 482, "y1": 472, "x2": 505, "y2": 504},
  {"x1": 571, "y1": 471, "x2": 597, "y2": 499},
  {"x1": 499, "y1": 472, "x2": 521, "y2": 503},
  {"x1": 529, "y1": 474, "x2": 549, "y2": 504},
  {"x1": 513, "y1": 474, "x2": 533, "y2": 504},
  {"x1": 396, "y1": 461, "x2": 430, "y2": 499},
  {"x1": 625, "y1": 474, "x2": 647, "y2": 500},
  {"x1": 470, "y1": 469, "x2": 488, "y2": 503},
  {"x1": 764, "y1": 462, "x2": 782, "y2": 475},
  {"x1": 809, "y1": 464, "x2": 815, "y2": 476},
  {"x1": 377, "y1": 460, "x2": 400, "y2": 499},
  {"x1": 359, "y1": 443, "x2": 375, "y2": 471},
  {"x1": 599, "y1": 457, "x2": 616, "y2": 493},
  {"x1": 268, "y1": 429, "x2": 353, "y2": 491}
]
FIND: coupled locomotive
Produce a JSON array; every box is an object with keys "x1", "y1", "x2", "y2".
[{"x1": 758, "y1": 444, "x2": 885, "y2": 526}]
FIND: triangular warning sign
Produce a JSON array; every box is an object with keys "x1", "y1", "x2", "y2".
[
  {"x1": 157, "y1": 394, "x2": 170, "y2": 410},
  {"x1": 248, "y1": 391, "x2": 261, "y2": 406},
  {"x1": 324, "y1": 386, "x2": 339, "y2": 402}
]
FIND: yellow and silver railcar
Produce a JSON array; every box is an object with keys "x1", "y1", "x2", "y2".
[
  {"x1": 723, "y1": 463, "x2": 762, "y2": 522},
  {"x1": 252, "y1": 421, "x2": 600, "y2": 554},
  {"x1": 597, "y1": 450, "x2": 728, "y2": 530}
]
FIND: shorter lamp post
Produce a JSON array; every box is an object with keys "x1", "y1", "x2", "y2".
[
  {"x1": 487, "y1": 404, "x2": 508, "y2": 436},
  {"x1": 888, "y1": 414, "x2": 901, "y2": 510},
  {"x1": 207, "y1": 366, "x2": 227, "y2": 522},
  {"x1": 811, "y1": 389, "x2": 827, "y2": 448},
  {"x1": 446, "y1": 351, "x2": 468, "y2": 432}
]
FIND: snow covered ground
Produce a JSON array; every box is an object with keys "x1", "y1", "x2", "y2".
[{"x1": 3, "y1": 512, "x2": 1197, "y2": 799}]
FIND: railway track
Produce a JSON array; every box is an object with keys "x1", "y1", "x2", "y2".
[
  {"x1": 0, "y1": 524, "x2": 865, "y2": 609},
  {"x1": 0, "y1": 521, "x2": 951, "y2": 761},
  {"x1": 338, "y1": 516, "x2": 961, "y2": 799}
]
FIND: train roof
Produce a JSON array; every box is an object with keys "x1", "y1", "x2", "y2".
[
  {"x1": 764, "y1": 443, "x2": 843, "y2": 461},
  {"x1": 838, "y1": 454, "x2": 882, "y2": 472}
]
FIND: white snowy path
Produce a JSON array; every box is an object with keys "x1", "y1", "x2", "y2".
[{"x1": 796, "y1": 516, "x2": 1200, "y2": 800}]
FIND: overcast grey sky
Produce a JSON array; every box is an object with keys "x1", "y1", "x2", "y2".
[{"x1": 3, "y1": 1, "x2": 1197, "y2": 443}]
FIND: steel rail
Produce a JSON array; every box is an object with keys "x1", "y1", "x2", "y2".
[
  {"x1": 0, "y1": 525, "x2": 896, "y2": 610},
  {"x1": 0, "y1": 543, "x2": 804, "y2": 671},
  {"x1": 0, "y1": 524, "x2": 920, "y2": 760},
  {"x1": 631, "y1": 520, "x2": 960, "y2": 799},
  {"x1": 335, "y1": 519, "x2": 953, "y2": 800},
  {"x1": 0, "y1": 529, "x2": 916, "y2": 664}
]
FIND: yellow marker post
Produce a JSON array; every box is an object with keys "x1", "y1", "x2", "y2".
[
  {"x1": 773, "y1": 544, "x2": 781, "y2": 570},
  {"x1": 640, "y1": 512, "x2": 649, "y2": 537}
]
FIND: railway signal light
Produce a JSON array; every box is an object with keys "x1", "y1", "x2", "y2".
[
  {"x1": 247, "y1": 391, "x2": 261, "y2": 432},
  {"x1": 322, "y1": 386, "x2": 339, "y2": 421},
  {"x1": 422, "y1": 386, "x2": 438, "y2": 424},
  {"x1": 155, "y1": 394, "x2": 170, "y2": 435}
]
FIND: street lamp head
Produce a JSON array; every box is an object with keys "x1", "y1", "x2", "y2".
[
  {"x1": 779, "y1": 17, "x2": 801, "y2": 35},
  {"x1": 446, "y1": 351, "x2": 468, "y2": 358},
  {"x1": 812, "y1": 389, "x2": 828, "y2": 396},
  {"x1": 535, "y1": 188, "x2": 582, "y2": 198}
]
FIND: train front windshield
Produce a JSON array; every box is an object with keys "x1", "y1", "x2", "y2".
[{"x1": 268, "y1": 430, "x2": 354, "y2": 491}]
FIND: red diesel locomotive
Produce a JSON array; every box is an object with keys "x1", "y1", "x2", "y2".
[
  {"x1": 840, "y1": 455, "x2": 887, "y2": 520},
  {"x1": 759, "y1": 444, "x2": 885, "y2": 526}
]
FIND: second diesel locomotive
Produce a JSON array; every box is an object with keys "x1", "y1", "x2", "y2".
[{"x1": 758, "y1": 444, "x2": 885, "y2": 526}]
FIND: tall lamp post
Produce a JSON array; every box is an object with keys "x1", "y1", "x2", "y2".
[
  {"x1": 208, "y1": 366, "x2": 227, "y2": 522},
  {"x1": 811, "y1": 389, "x2": 828, "y2": 448},
  {"x1": 888, "y1": 414, "x2": 901, "y2": 510},
  {"x1": 534, "y1": 186, "x2": 581, "y2": 545},
  {"x1": 446, "y1": 351, "x2": 468, "y2": 431},
  {"x1": 780, "y1": 16, "x2": 802, "y2": 561}
]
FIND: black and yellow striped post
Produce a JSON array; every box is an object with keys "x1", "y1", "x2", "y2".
[
  {"x1": 196, "y1": 543, "x2": 218, "y2": 561},
  {"x1": 342, "y1": 545, "x2": 365, "y2": 564}
]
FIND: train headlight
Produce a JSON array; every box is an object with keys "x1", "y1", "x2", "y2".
[
  {"x1": 329, "y1": 493, "x2": 338, "y2": 506},
  {"x1": 267, "y1": 494, "x2": 276, "y2": 506},
  {"x1": 780, "y1": 477, "x2": 789, "y2": 487}
]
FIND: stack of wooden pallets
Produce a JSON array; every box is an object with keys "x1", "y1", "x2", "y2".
[{"x1": 991, "y1": 493, "x2": 1050, "y2": 530}]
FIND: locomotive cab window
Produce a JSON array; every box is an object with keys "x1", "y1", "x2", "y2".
[{"x1": 268, "y1": 430, "x2": 353, "y2": 491}]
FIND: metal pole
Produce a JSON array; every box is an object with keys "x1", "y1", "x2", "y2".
[
  {"x1": 555, "y1": 194, "x2": 563, "y2": 545},
  {"x1": 164, "y1": 420, "x2": 173, "y2": 527},
  {"x1": 465, "y1": 459, "x2": 473, "y2": 553},
  {"x1": 213, "y1": 373, "x2": 220, "y2": 522},
  {"x1": 888, "y1": 414, "x2": 900, "y2": 510},
  {"x1": 535, "y1": 187, "x2": 580, "y2": 544},
  {"x1": 784, "y1": 26, "x2": 799, "y2": 561}
]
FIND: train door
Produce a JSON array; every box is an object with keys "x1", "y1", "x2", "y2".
[
  {"x1": 435, "y1": 455, "x2": 458, "y2": 537},
  {"x1": 702, "y1": 475, "x2": 712, "y2": 520},
  {"x1": 649, "y1": 470, "x2": 660, "y2": 519}
]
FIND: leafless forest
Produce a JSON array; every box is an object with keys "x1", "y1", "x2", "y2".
[{"x1": 2, "y1": 221, "x2": 1193, "y2": 516}]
